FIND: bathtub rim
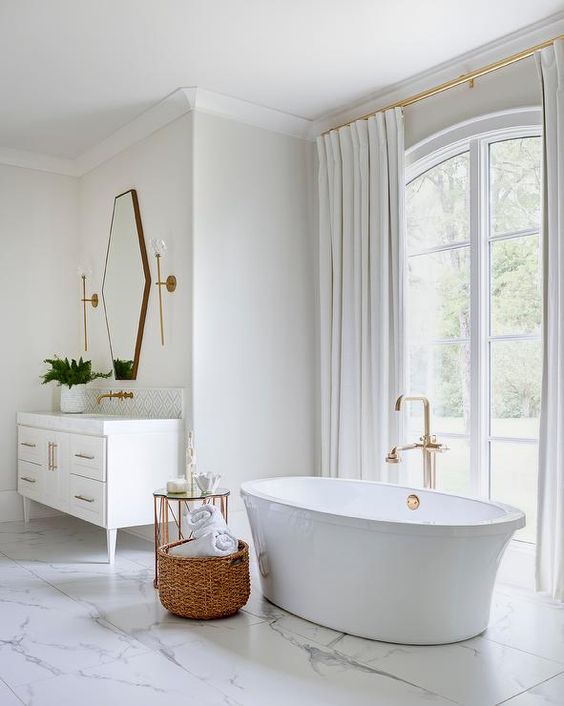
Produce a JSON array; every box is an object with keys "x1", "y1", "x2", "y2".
[{"x1": 240, "y1": 476, "x2": 525, "y2": 538}]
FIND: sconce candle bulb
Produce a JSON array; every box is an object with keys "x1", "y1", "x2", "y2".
[{"x1": 150, "y1": 239, "x2": 167, "y2": 257}]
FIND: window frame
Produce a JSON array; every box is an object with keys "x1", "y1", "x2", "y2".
[{"x1": 405, "y1": 109, "x2": 543, "y2": 523}]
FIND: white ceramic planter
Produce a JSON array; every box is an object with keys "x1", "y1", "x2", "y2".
[{"x1": 60, "y1": 384, "x2": 87, "y2": 414}]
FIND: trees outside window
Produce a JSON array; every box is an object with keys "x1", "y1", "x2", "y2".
[{"x1": 405, "y1": 132, "x2": 542, "y2": 543}]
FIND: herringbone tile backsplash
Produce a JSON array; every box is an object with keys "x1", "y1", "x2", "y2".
[{"x1": 84, "y1": 387, "x2": 184, "y2": 419}]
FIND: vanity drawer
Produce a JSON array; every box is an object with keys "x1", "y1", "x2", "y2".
[
  {"x1": 70, "y1": 435, "x2": 106, "y2": 481},
  {"x1": 69, "y1": 475, "x2": 106, "y2": 527},
  {"x1": 18, "y1": 426, "x2": 44, "y2": 464},
  {"x1": 17, "y1": 460, "x2": 42, "y2": 500}
]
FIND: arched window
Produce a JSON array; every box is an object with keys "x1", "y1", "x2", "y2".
[{"x1": 404, "y1": 109, "x2": 542, "y2": 543}]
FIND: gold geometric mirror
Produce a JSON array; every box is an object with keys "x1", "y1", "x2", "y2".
[{"x1": 102, "y1": 189, "x2": 151, "y2": 380}]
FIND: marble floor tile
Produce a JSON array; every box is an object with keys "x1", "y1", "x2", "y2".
[
  {"x1": 502, "y1": 671, "x2": 564, "y2": 705},
  {"x1": 163, "y1": 620, "x2": 453, "y2": 706},
  {"x1": 0, "y1": 517, "x2": 99, "y2": 548},
  {"x1": 0, "y1": 679, "x2": 24, "y2": 705},
  {"x1": 13, "y1": 651, "x2": 236, "y2": 706},
  {"x1": 34, "y1": 563, "x2": 265, "y2": 652},
  {"x1": 0, "y1": 562, "x2": 86, "y2": 613},
  {"x1": 0, "y1": 593, "x2": 148, "y2": 689},
  {"x1": 0, "y1": 532, "x2": 148, "y2": 579},
  {"x1": 2, "y1": 515, "x2": 564, "y2": 706},
  {"x1": 114, "y1": 532, "x2": 158, "y2": 568},
  {"x1": 486, "y1": 587, "x2": 564, "y2": 664},
  {"x1": 239, "y1": 580, "x2": 286, "y2": 622},
  {"x1": 266, "y1": 611, "x2": 344, "y2": 647},
  {"x1": 333, "y1": 631, "x2": 564, "y2": 706}
]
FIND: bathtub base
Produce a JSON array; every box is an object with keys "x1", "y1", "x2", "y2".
[
  {"x1": 262, "y1": 593, "x2": 489, "y2": 645},
  {"x1": 259, "y1": 570, "x2": 494, "y2": 645}
]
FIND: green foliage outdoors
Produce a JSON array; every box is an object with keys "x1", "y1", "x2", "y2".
[
  {"x1": 406, "y1": 137, "x2": 542, "y2": 428},
  {"x1": 41, "y1": 356, "x2": 112, "y2": 388},
  {"x1": 405, "y1": 138, "x2": 542, "y2": 540}
]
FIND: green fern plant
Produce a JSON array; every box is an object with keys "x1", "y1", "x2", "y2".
[
  {"x1": 41, "y1": 356, "x2": 112, "y2": 388},
  {"x1": 113, "y1": 358, "x2": 134, "y2": 380}
]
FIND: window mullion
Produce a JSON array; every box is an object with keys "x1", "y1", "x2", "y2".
[
  {"x1": 469, "y1": 139, "x2": 488, "y2": 498},
  {"x1": 480, "y1": 139, "x2": 491, "y2": 500}
]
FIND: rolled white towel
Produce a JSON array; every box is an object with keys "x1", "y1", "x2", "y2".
[
  {"x1": 168, "y1": 530, "x2": 238, "y2": 558},
  {"x1": 187, "y1": 504, "x2": 228, "y2": 539}
]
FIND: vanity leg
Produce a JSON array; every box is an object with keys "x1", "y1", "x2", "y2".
[
  {"x1": 22, "y1": 497, "x2": 30, "y2": 523},
  {"x1": 106, "y1": 529, "x2": 117, "y2": 564}
]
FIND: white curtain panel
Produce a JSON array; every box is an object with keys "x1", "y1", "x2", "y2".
[
  {"x1": 536, "y1": 39, "x2": 564, "y2": 601},
  {"x1": 317, "y1": 109, "x2": 405, "y2": 480}
]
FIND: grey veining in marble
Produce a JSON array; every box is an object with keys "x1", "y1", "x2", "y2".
[{"x1": 0, "y1": 515, "x2": 563, "y2": 706}]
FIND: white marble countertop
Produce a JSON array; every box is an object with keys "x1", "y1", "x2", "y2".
[{"x1": 17, "y1": 411, "x2": 183, "y2": 435}]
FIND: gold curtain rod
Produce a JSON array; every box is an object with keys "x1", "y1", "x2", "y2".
[{"x1": 322, "y1": 33, "x2": 563, "y2": 136}]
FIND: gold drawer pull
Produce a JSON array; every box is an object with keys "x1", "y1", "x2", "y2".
[
  {"x1": 20, "y1": 476, "x2": 36, "y2": 483},
  {"x1": 21, "y1": 442, "x2": 36, "y2": 448},
  {"x1": 48, "y1": 442, "x2": 58, "y2": 471},
  {"x1": 74, "y1": 494, "x2": 95, "y2": 503},
  {"x1": 74, "y1": 453, "x2": 95, "y2": 460}
]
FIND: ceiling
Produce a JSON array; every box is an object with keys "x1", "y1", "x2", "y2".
[{"x1": 1, "y1": 0, "x2": 562, "y2": 159}]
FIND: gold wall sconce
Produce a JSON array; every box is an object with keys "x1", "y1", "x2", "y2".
[
  {"x1": 79, "y1": 268, "x2": 98, "y2": 351},
  {"x1": 151, "y1": 240, "x2": 177, "y2": 346}
]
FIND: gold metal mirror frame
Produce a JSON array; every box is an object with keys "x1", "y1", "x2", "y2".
[{"x1": 102, "y1": 189, "x2": 151, "y2": 380}]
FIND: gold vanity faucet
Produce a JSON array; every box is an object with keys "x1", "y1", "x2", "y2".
[
  {"x1": 385, "y1": 394, "x2": 448, "y2": 489},
  {"x1": 96, "y1": 390, "x2": 134, "y2": 405}
]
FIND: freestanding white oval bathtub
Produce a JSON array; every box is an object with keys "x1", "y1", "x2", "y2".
[{"x1": 241, "y1": 476, "x2": 525, "y2": 645}]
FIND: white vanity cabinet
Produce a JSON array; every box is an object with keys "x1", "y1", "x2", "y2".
[
  {"x1": 18, "y1": 426, "x2": 69, "y2": 512},
  {"x1": 17, "y1": 412, "x2": 181, "y2": 562}
]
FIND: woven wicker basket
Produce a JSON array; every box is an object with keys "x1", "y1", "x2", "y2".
[{"x1": 158, "y1": 539, "x2": 250, "y2": 619}]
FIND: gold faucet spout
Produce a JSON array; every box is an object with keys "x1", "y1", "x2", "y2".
[
  {"x1": 394, "y1": 394, "x2": 431, "y2": 438},
  {"x1": 385, "y1": 394, "x2": 447, "y2": 489},
  {"x1": 96, "y1": 390, "x2": 134, "y2": 405}
]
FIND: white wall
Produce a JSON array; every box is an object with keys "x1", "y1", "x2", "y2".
[
  {"x1": 77, "y1": 109, "x2": 318, "y2": 523},
  {"x1": 0, "y1": 164, "x2": 79, "y2": 519},
  {"x1": 78, "y1": 113, "x2": 193, "y2": 402},
  {"x1": 405, "y1": 56, "x2": 541, "y2": 148},
  {"x1": 193, "y1": 112, "x2": 317, "y2": 511}
]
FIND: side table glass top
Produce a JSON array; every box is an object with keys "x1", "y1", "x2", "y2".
[{"x1": 153, "y1": 487, "x2": 230, "y2": 501}]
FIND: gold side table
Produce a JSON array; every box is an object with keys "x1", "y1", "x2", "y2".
[{"x1": 152, "y1": 487, "x2": 230, "y2": 587}]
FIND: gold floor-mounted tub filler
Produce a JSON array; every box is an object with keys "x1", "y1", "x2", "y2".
[{"x1": 385, "y1": 394, "x2": 448, "y2": 489}]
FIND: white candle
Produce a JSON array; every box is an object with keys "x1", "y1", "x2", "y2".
[{"x1": 167, "y1": 477, "x2": 189, "y2": 493}]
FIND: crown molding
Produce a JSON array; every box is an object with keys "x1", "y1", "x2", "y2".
[
  {"x1": 75, "y1": 86, "x2": 313, "y2": 176},
  {"x1": 311, "y1": 10, "x2": 564, "y2": 137},
  {"x1": 0, "y1": 87, "x2": 314, "y2": 177},
  {"x1": 0, "y1": 146, "x2": 75, "y2": 176},
  {"x1": 0, "y1": 90, "x2": 193, "y2": 177},
  {"x1": 75, "y1": 88, "x2": 193, "y2": 175},
  {"x1": 181, "y1": 87, "x2": 312, "y2": 140}
]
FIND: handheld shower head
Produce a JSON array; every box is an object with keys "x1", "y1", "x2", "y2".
[{"x1": 385, "y1": 447, "x2": 401, "y2": 464}]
